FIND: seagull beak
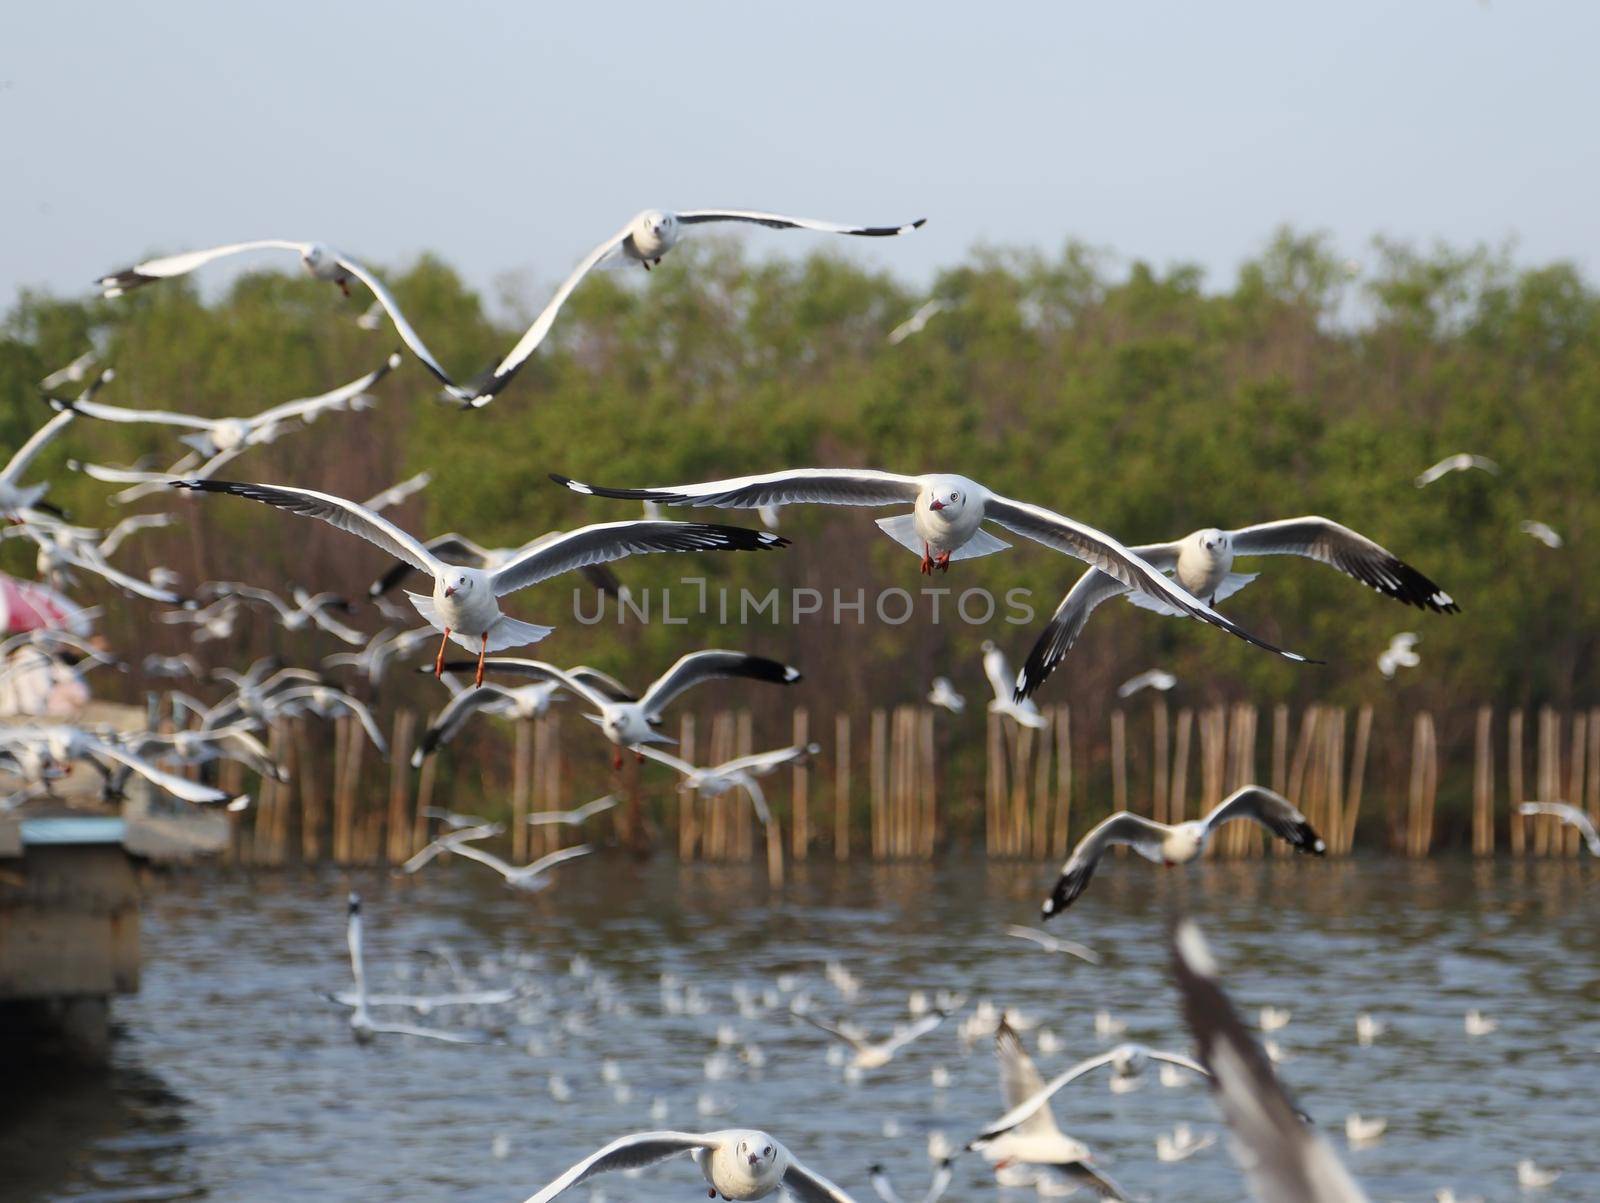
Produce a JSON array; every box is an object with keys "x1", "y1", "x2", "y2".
[
  {"x1": 443, "y1": 585, "x2": 456, "y2": 598},
  {"x1": 748, "y1": 1154, "x2": 759, "y2": 1166},
  {"x1": 929, "y1": 500, "x2": 945, "y2": 512}
]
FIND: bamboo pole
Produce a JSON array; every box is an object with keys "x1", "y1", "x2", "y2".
[
  {"x1": 870, "y1": 708, "x2": 887, "y2": 860},
  {"x1": 1152, "y1": 699, "x2": 1170, "y2": 827},
  {"x1": 1271, "y1": 704, "x2": 1289, "y2": 797},
  {"x1": 1199, "y1": 706, "x2": 1225, "y2": 856},
  {"x1": 1509, "y1": 709, "x2": 1525, "y2": 855},
  {"x1": 1110, "y1": 709, "x2": 1128, "y2": 816},
  {"x1": 1342, "y1": 704, "x2": 1372, "y2": 856},
  {"x1": 1052, "y1": 706, "x2": 1072, "y2": 857},
  {"x1": 1031, "y1": 711, "x2": 1053, "y2": 859},
  {"x1": 1566, "y1": 712, "x2": 1587, "y2": 858},
  {"x1": 1325, "y1": 709, "x2": 1344, "y2": 856},
  {"x1": 792, "y1": 708, "x2": 810, "y2": 860},
  {"x1": 385, "y1": 710, "x2": 415, "y2": 865},
  {"x1": 833, "y1": 713, "x2": 851, "y2": 861},
  {"x1": 1473, "y1": 706, "x2": 1494, "y2": 856},
  {"x1": 1169, "y1": 708, "x2": 1192, "y2": 826},
  {"x1": 1589, "y1": 707, "x2": 1600, "y2": 836},
  {"x1": 735, "y1": 710, "x2": 753, "y2": 862},
  {"x1": 1009, "y1": 722, "x2": 1034, "y2": 857},
  {"x1": 985, "y1": 711, "x2": 1003, "y2": 855},
  {"x1": 510, "y1": 718, "x2": 532, "y2": 863},
  {"x1": 1286, "y1": 706, "x2": 1320, "y2": 812},
  {"x1": 331, "y1": 715, "x2": 352, "y2": 865},
  {"x1": 294, "y1": 719, "x2": 319, "y2": 864},
  {"x1": 920, "y1": 708, "x2": 937, "y2": 858},
  {"x1": 1535, "y1": 707, "x2": 1557, "y2": 856},
  {"x1": 678, "y1": 713, "x2": 697, "y2": 860}
]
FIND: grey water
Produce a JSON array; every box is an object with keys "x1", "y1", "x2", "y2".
[{"x1": 4, "y1": 857, "x2": 1596, "y2": 1203}]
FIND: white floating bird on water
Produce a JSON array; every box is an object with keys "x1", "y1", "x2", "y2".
[
  {"x1": 637, "y1": 743, "x2": 821, "y2": 827},
  {"x1": 1517, "y1": 801, "x2": 1600, "y2": 854},
  {"x1": 925, "y1": 676, "x2": 965, "y2": 714},
  {"x1": 172, "y1": 479, "x2": 785, "y2": 686},
  {"x1": 1003, "y1": 925, "x2": 1100, "y2": 964},
  {"x1": 448, "y1": 651, "x2": 802, "y2": 766},
  {"x1": 1377, "y1": 632, "x2": 1421, "y2": 680},
  {"x1": 1518, "y1": 520, "x2": 1562, "y2": 549},
  {"x1": 965, "y1": 1021, "x2": 1132, "y2": 1200},
  {"x1": 798, "y1": 1009, "x2": 948, "y2": 1070},
  {"x1": 410, "y1": 680, "x2": 567, "y2": 766},
  {"x1": 56, "y1": 353, "x2": 400, "y2": 467},
  {"x1": 1415, "y1": 453, "x2": 1499, "y2": 487},
  {"x1": 526, "y1": 795, "x2": 619, "y2": 828},
  {"x1": 1464, "y1": 1010, "x2": 1498, "y2": 1037},
  {"x1": 1117, "y1": 668, "x2": 1177, "y2": 698},
  {"x1": 335, "y1": 895, "x2": 492, "y2": 1045},
  {"x1": 1173, "y1": 920, "x2": 1369, "y2": 1203},
  {"x1": 464, "y1": 209, "x2": 924, "y2": 406},
  {"x1": 435, "y1": 841, "x2": 592, "y2": 894},
  {"x1": 867, "y1": 1158, "x2": 953, "y2": 1203},
  {"x1": 551, "y1": 469, "x2": 1307, "y2": 662},
  {"x1": 1355, "y1": 1013, "x2": 1385, "y2": 1047},
  {"x1": 1016, "y1": 518, "x2": 1454, "y2": 699},
  {"x1": 1042, "y1": 786, "x2": 1325, "y2": 917},
  {"x1": 1156, "y1": 1122, "x2": 1216, "y2": 1163},
  {"x1": 518, "y1": 1128, "x2": 856, "y2": 1203},
  {"x1": 1259, "y1": 1006, "x2": 1292, "y2": 1033},
  {"x1": 886, "y1": 299, "x2": 947, "y2": 346},
  {"x1": 982, "y1": 642, "x2": 1049, "y2": 729},
  {"x1": 1516, "y1": 1159, "x2": 1561, "y2": 1188},
  {"x1": 1344, "y1": 1115, "x2": 1386, "y2": 1147}
]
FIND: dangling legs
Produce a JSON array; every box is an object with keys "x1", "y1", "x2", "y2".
[
  {"x1": 433, "y1": 628, "x2": 452, "y2": 677},
  {"x1": 474, "y1": 632, "x2": 488, "y2": 687}
]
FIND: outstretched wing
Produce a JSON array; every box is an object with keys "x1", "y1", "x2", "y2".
[
  {"x1": 332, "y1": 254, "x2": 472, "y2": 400},
  {"x1": 677, "y1": 210, "x2": 925, "y2": 238},
  {"x1": 877, "y1": 1010, "x2": 947, "y2": 1058},
  {"x1": 640, "y1": 650, "x2": 801, "y2": 716},
  {"x1": 552, "y1": 467, "x2": 922, "y2": 510},
  {"x1": 1042, "y1": 812, "x2": 1170, "y2": 918},
  {"x1": 489, "y1": 521, "x2": 786, "y2": 598},
  {"x1": 715, "y1": 743, "x2": 818, "y2": 779},
  {"x1": 518, "y1": 1131, "x2": 710, "y2": 1203},
  {"x1": 3, "y1": 409, "x2": 77, "y2": 485},
  {"x1": 1200, "y1": 786, "x2": 1326, "y2": 855},
  {"x1": 780, "y1": 1158, "x2": 859, "y2": 1203},
  {"x1": 97, "y1": 239, "x2": 305, "y2": 295},
  {"x1": 251, "y1": 352, "x2": 402, "y2": 426},
  {"x1": 1228, "y1": 517, "x2": 1456, "y2": 613},
  {"x1": 414, "y1": 685, "x2": 517, "y2": 765}
]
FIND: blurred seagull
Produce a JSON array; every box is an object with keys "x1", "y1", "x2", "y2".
[
  {"x1": 926, "y1": 676, "x2": 965, "y2": 714},
  {"x1": 527, "y1": 795, "x2": 619, "y2": 828},
  {"x1": 886, "y1": 299, "x2": 947, "y2": 345},
  {"x1": 466, "y1": 208, "x2": 925, "y2": 406},
  {"x1": 982, "y1": 641, "x2": 1049, "y2": 729},
  {"x1": 1377, "y1": 632, "x2": 1420, "y2": 680},
  {"x1": 1344, "y1": 1115, "x2": 1386, "y2": 1147},
  {"x1": 1517, "y1": 801, "x2": 1600, "y2": 854},
  {"x1": 638, "y1": 743, "x2": 821, "y2": 827},
  {"x1": 39, "y1": 349, "x2": 98, "y2": 392},
  {"x1": 1517, "y1": 1160, "x2": 1561, "y2": 1188},
  {"x1": 410, "y1": 679, "x2": 566, "y2": 766},
  {"x1": 437, "y1": 841, "x2": 592, "y2": 894},
  {"x1": 868, "y1": 1159, "x2": 953, "y2": 1203},
  {"x1": 1518, "y1": 520, "x2": 1562, "y2": 549},
  {"x1": 1043, "y1": 785, "x2": 1326, "y2": 918},
  {"x1": 1464, "y1": 1009, "x2": 1498, "y2": 1037},
  {"x1": 1, "y1": 406, "x2": 75, "y2": 519},
  {"x1": 362, "y1": 471, "x2": 432, "y2": 514},
  {"x1": 799, "y1": 1009, "x2": 948, "y2": 1070},
  {"x1": 1117, "y1": 668, "x2": 1177, "y2": 698},
  {"x1": 1415, "y1": 453, "x2": 1499, "y2": 487},
  {"x1": 1355, "y1": 1013, "x2": 1385, "y2": 1047},
  {"x1": 1156, "y1": 1122, "x2": 1216, "y2": 1163},
  {"x1": 1173, "y1": 920, "x2": 1368, "y2": 1203},
  {"x1": 1003, "y1": 925, "x2": 1100, "y2": 964}
]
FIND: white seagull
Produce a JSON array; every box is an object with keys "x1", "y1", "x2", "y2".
[
  {"x1": 526, "y1": 795, "x2": 619, "y2": 827},
  {"x1": 464, "y1": 209, "x2": 925, "y2": 406},
  {"x1": 213, "y1": 583, "x2": 366, "y2": 644},
  {"x1": 1117, "y1": 669, "x2": 1177, "y2": 698},
  {"x1": 1003, "y1": 925, "x2": 1100, "y2": 964},
  {"x1": 441, "y1": 651, "x2": 802, "y2": 766},
  {"x1": 1173, "y1": 920, "x2": 1368, "y2": 1203},
  {"x1": 1042, "y1": 785, "x2": 1325, "y2": 917},
  {"x1": 1518, "y1": 520, "x2": 1562, "y2": 549},
  {"x1": 400, "y1": 822, "x2": 503, "y2": 875},
  {"x1": 925, "y1": 676, "x2": 965, "y2": 714},
  {"x1": 867, "y1": 1159, "x2": 953, "y2": 1203},
  {"x1": 171, "y1": 479, "x2": 786, "y2": 685},
  {"x1": 1377, "y1": 632, "x2": 1421, "y2": 680},
  {"x1": 1016, "y1": 517, "x2": 1454, "y2": 699},
  {"x1": 1, "y1": 407, "x2": 76, "y2": 519},
  {"x1": 361, "y1": 471, "x2": 432, "y2": 514},
  {"x1": 39, "y1": 349, "x2": 99, "y2": 393},
  {"x1": 335, "y1": 895, "x2": 492, "y2": 1045},
  {"x1": 554, "y1": 468, "x2": 1309, "y2": 664},
  {"x1": 435, "y1": 840, "x2": 592, "y2": 893},
  {"x1": 1517, "y1": 801, "x2": 1600, "y2": 855},
  {"x1": 886, "y1": 299, "x2": 947, "y2": 346},
  {"x1": 981, "y1": 641, "x2": 1048, "y2": 729},
  {"x1": 1415, "y1": 453, "x2": 1499, "y2": 487},
  {"x1": 799, "y1": 1009, "x2": 948, "y2": 1070},
  {"x1": 1, "y1": 726, "x2": 245, "y2": 808},
  {"x1": 323, "y1": 626, "x2": 438, "y2": 689},
  {"x1": 637, "y1": 743, "x2": 820, "y2": 827},
  {"x1": 410, "y1": 679, "x2": 567, "y2": 766},
  {"x1": 1156, "y1": 1122, "x2": 1216, "y2": 1163},
  {"x1": 518, "y1": 1128, "x2": 856, "y2": 1203},
  {"x1": 367, "y1": 529, "x2": 623, "y2": 602}
]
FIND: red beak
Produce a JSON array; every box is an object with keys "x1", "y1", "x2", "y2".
[
  {"x1": 929, "y1": 500, "x2": 945, "y2": 511},
  {"x1": 443, "y1": 586, "x2": 456, "y2": 598}
]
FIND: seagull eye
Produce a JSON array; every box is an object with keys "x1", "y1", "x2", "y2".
[{"x1": 763, "y1": 1146, "x2": 772, "y2": 1157}]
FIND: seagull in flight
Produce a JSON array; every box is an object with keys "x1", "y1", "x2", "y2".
[
  {"x1": 982, "y1": 641, "x2": 1048, "y2": 729},
  {"x1": 1415, "y1": 453, "x2": 1499, "y2": 487},
  {"x1": 1377, "y1": 632, "x2": 1421, "y2": 680},
  {"x1": 1518, "y1": 520, "x2": 1562, "y2": 549},
  {"x1": 868, "y1": 1159, "x2": 953, "y2": 1203},
  {"x1": 1517, "y1": 801, "x2": 1600, "y2": 855},
  {"x1": 886, "y1": 299, "x2": 947, "y2": 346},
  {"x1": 798, "y1": 1009, "x2": 948, "y2": 1070},
  {"x1": 1117, "y1": 669, "x2": 1177, "y2": 698},
  {"x1": 926, "y1": 676, "x2": 965, "y2": 714},
  {"x1": 636, "y1": 743, "x2": 820, "y2": 827}
]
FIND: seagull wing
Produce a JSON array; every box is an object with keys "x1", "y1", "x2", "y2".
[
  {"x1": 799, "y1": 1012, "x2": 867, "y2": 1052},
  {"x1": 1042, "y1": 812, "x2": 1171, "y2": 917},
  {"x1": 489, "y1": 520, "x2": 786, "y2": 598},
  {"x1": 566, "y1": 666, "x2": 639, "y2": 702},
  {"x1": 974, "y1": 1047, "x2": 1118, "y2": 1147},
  {"x1": 435, "y1": 659, "x2": 617, "y2": 711},
  {"x1": 362, "y1": 1018, "x2": 492, "y2": 1044},
  {"x1": 368, "y1": 533, "x2": 488, "y2": 598},
  {"x1": 714, "y1": 743, "x2": 815, "y2": 779},
  {"x1": 473, "y1": 220, "x2": 636, "y2": 405},
  {"x1": 877, "y1": 1010, "x2": 947, "y2": 1058},
  {"x1": 415, "y1": 685, "x2": 517, "y2": 764},
  {"x1": 361, "y1": 470, "x2": 432, "y2": 513},
  {"x1": 1146, "y1": 1049, "x2": 1211, "y2": 1080},
  {"x1": 518, "y1": 1131, "x2": 712, "y2": 1203},
  {"x1": 1173, "y1": 921, "x2": 1370, "y2": 1203},
  {"x1": 737, "y1": 776, "x2": 772, "y2": 826},
  {"x1": 1519, "y1": 802, "x2": 1600, "y2": 848},
  {"x1": 1014, "y1": 568, "x2": 1133, "y2": 701},
  {"x1": 635, "y1": 743, "x2": 700, "y2": 778},
  {"x1": 983, "y1": 496, "x2": 1312, "y2": 664},
  {"x1": 867, "y1": 1165, "x2": 906, "y2": 1203},
  {"x1": 1227, "y1": 518, "x2": 1457, "y2": 612},
  {"x1": 250, "y1": 352, "x2": 402, "y2": 426},
  {"x1": 172, "y1": 480, "x2": 440, "y2": 576},
  {"x1": 57, "y1": 550, "x2": 186, "y2": 605},
  {"x1": 83, "y1": 738, "x2": 235, "y2": 806},
  {"x1": 3, "y1": 409, "x2": 76, "y2": 485},
  {"x1": 640, "y1": 651, "x2": 800, "y2": 716},
  {"x1": 677, "y1": 210, "x2": 925, "y2": 238},
  {"x1": 331, "y1": 255, "x2": 471, "y2": 399},
  {"x1": 1200, "y1": 786, "x2": 1326, "y2": 855},
  {"x1": 519, "y1": 843, "x2": 593, "y2": 878},
  {"x1": 780, "y1": 1158, "x2": 858, "y2": 1203},
  {"x1": 401, "y1": 824, "x2": 499, "y2": 875},
  {"x1": 97, "y1": 240, "x2": 306, "y2": 295},
  {"x1": 552, "y1": 467, "x2": 923, "y2": 510},
  {"x1": 981, "y1": 644, "x2": 1015, "y2": 701}
]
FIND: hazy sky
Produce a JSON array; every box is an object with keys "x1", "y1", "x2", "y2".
[{"x1": 4, "y1": 2, "x2": 1595, "y2": 311}]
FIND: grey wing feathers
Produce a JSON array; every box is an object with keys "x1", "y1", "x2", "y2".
[
  {"x1": 1014, "y1": 568, "x2": 1130, "y2": 700},
  {"x1": 780, "y1": 1160, "x2": 860, "y2": 1203},
  {"x1": 519, "y1": 1132, "x2": 710, "y2": 1203},
  {"x1": 550, "y1": 468, "x2": 922, "y2": 510},
  {"x1": 1042, "y1": 812, "x2": 1169, "y2": 917},
  {"x1": 641, "y1": 650, "x2": 800, "y2": 714},
  {"x1": 1202, "y1": 786, "x2": 1326, "y2": 855},
  {"x1": 489, "y1": 520, "x2": 787, "y2": 597},
  {"x1": 1228, "y1": 517, "x2": 1457, "y2": 613}
]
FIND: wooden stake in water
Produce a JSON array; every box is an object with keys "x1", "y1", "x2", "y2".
[
  {"x1": 1342, "y1": 704, "x2": 1372, "y2": 856},
  {"x1": 833, "y1": 712, "x2": 851, "y2": 862},
  {"x1": 1052, "y1": 706, "x2": 1073, "y2": 857},
  {"x1": 1472, "y1": 706, "x2": 1494, "y2": 857},
  {"x1": 1508, "y1": 709, "x2": 1525, "y2": 855},
  {"x1": 791, "y1": 708, "x2": 810, "y2": 860}
]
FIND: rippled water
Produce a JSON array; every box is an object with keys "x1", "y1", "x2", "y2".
[{"x1": 5, "y1": 856, "x2": 1597, "y2": 1203}]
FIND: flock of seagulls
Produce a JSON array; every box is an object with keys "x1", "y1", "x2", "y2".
[{"x1": 0, "y1": 204, "x2": 1583, "y2": 1203}]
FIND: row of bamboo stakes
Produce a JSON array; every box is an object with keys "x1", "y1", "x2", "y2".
[{"x1": 214, "y1": 701, "x2": 1600, "y2": 868}]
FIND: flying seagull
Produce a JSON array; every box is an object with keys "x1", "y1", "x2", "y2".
[
  {"x1": 1518, "y1": 520, "x2": 1562, "y2": 549},
  {"x1": 553, "y1": 468, "x2": 1310, "y2": 667},
  {"x1": 1517, "y1": 801, "x2": 1600, "y2": 855},
  {"x1": 1042, "y1": 785, "x2": 1325, "y2": 918},
  {"x1": 1377, "y1": 632, "x2": 1420, "y2": 680},
  {"x1": 868, "y1": 1159, "x2": 953, "y2": 1203},
  {"x1": 1016, "y1": 517, "x2": 1454, "y2": 699},
  {"x1": 1415, "y1": 453, "x2": 1498, "y2": 487},
  {"x1": 1117, "y1": 669, "x2": 1177, "y2": 698},
  {"x1": 982, "y1": 641, "x2": 1048, "y2": 729},
  {"x1": 367, "y1": 530, "x2": 623, "y2": 602},
  {"x1": 171, "y1": 479, "x2": 786, "y2": 685},
  {"x1": 410, "y1": 679, "x2": 566, "y2": 767},
  {"x1": 637, "y1": 743, "x2": 820, "y2": 827},
  {"x1": 798, "y1": 1009, "x2": 948, "y2": 1070},
  {"x1": 926, "y1": 676, "x2": 965, "y2": 714},
  {"x1": 886, "y1": 299, "x2": 947, "y2": 346}
]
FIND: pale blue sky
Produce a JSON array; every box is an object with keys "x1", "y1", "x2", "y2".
[{"x1": 4, "y1": 2, "x2": 1594, "y2": 310}]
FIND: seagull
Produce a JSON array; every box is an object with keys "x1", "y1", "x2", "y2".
[
  {"x1": 367, "y1": 530, "x2": 623, "y2": 602},
  {"x1": 526, "y1": 795, "x2": 619, "y2": 827},
  {"x1": 886, "y1": 299, "x2": 947, "y2": 346},
  {"x1": 964, "y1": 1021, "x2": 1130, "y2": 1199},
  {"x1": 517, "y1": 1128, "x2": 856, "y2": 1203},
  {"x1": 981, "y1": 641, "x2": 1049, "y2": 729},
  {"x1": 1517, "y1": 1160, "x2": 1561, "y2": 1188},
  {"x1": 0, "y1": 726, "x2": 245, "y2": 808},
  {"x1": 410, "y1": 679, "x2": 567, "y2": 766},
  {"x1": 1259, "y1": 1007, "x2": 1292, "y2": 1033},
  {"x1": 1016, "y1": 518, "x2": 1454, "y2": 699},
  {"x1": 362, "y1": 471, "x2": 432, "y2": 514},
  {"x1": 1344, "y1": 1115, "x2": 1386, "y2": 1147},
  {"x1": 335, "y1": 895, "x2": 492, "y2": 1045},
  {"x1": 636, "y1": 743, "x2": 820, "y2": 827},
  {"x1": 1002, "y1": 925, "x2": 1100, "y2": 964},
  {"x1": 1042, "y1": 786, "x2": 1326, "y2": 917},
  {"x1": 1517, "y1": 801, "x2": 1600, "y2": 854},
  {"x1": 1117, "y1": 669, "x2": 1177, "y2": 698},
  {"x1": 55, "y1": 353, "x2": 400, "y2": 468},
  {"x1": 435, "y1": 840, "x2": 592, "y2": 893},
  {"x1": 925, "y1": 676, "x2": 965, "y2": 714},
  {"x1": 867, "y1": 1159, "x2": 953, "y2": 1203},
  {"x1": 440, "y1": 651, "x2": 803, "y2": 766},
  {"x1": 400, "y1": 821, "x2": 503, "y2": 875},
  {"x1": 9, "y1": 521, "x2": 188, "y2": 606},
  {"x1": 96, "y1": 241, "x2": 477, "y2": 401},
  {"x1": 253, "y1": 684, "x2": 390, "y2": 755},
  {"x1": 171, "y1": 479, "x2": 787, "y2": 685},
  {"x1": 323, "y1": 627, "x2": 438, "y2": 689},
  {"x1": 1355, "y1": 1014, "x2": 1385, "y2": 1047},
  {"x1": 1518, "y1": 520, "x2": 1563, "y2": 549},
  {"x1": 39, "y1": 349, "x2": 98, "y2": 393},
  {"x1": 1173, "y1": 920, "x2": 1368, "y2": 1203},
  {"x1": 1463, "y1": 1010, "x2": 1498, "y2": 1037},
  {"x1": 799, "y1": 1009, "x2": 948, "y2": 1070},
  {"x1": 122, "y1": 724, "x2": 288, "y2": 784},
  {"x1": 1415, "y1": 453, "x2": 1499, "y2": 487},
  {"x1": 1156, "y1": 1123, "x2": 1216, "y2": 1163},
  {"x1": 70, "y1": 450, "x2": 211, "y2": 506},
  {"x1": 1377, "y1": 632, "x2": 1421, "y2": 680},
  {"x1": 141, "y1": 653, "x2": 201, "y2": 679},
  {"x1": 213, "y1": 583, "x2": 366, "y2": 644},
  {"x1": 464, "y1": 209, "x2": 925, "y2": 406},
  {"x1": 1, "y1": 406, "x2": 75, "y2": 519}
]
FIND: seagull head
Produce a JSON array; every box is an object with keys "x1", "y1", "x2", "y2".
[
  {"x1": 924, "y1": 476, "x2": 970, "y2": 515},
  {"x1": 442, "y1": 573, "x2": 474, "y2": 599},
  {"x1": 734, "y1": 1132, "x2": 777, "y2": 1172},
  {"x1": 638, "y1": 209, "x2": 677, "y2": 244},
  {"x1": 301, "y1": 243, "x2": 333, "y2": 273},
  {"x1": 1197, "y1": 528, "x2": 1229, "y2": 554}
]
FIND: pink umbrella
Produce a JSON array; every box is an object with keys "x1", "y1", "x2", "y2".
[{"x1": 0, "y1": 572, "x2": 92, "y2": 636}]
